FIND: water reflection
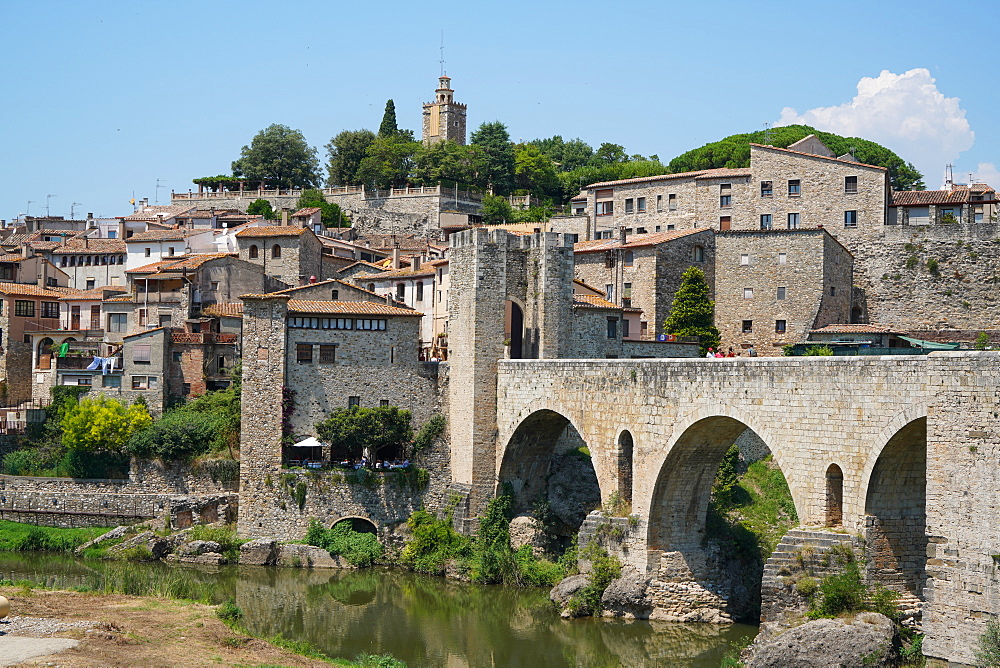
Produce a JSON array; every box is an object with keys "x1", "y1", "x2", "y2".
[{"x1": 0, "y1": 553, "x2": 755, "y2": 667}]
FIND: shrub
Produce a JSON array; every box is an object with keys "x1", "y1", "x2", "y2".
[
  {"x1": 412, "y1": 414, "x2": 446, "y2": 454},
  {"x1": 804, "y1": 345, "x2": 834, "y2": 356},
  {"x1": 975, "y1": 332, "x2": 991, "y2": 351},
  {"x1": 905, "y1": 255, "x2": 919, "y2": 269},
  {"x1": 398, "y1": 510, "x2": 469, "y2": 575},
  {"x1": 926, "y1": 258, "x2": 940, "y2": 276},
  {"x1": 306, "y1": 519, "x2": 385, "y2": 568},
  {"x1": 565, "y1": 545, "x2": 621, "y2": 617},
  {"x1": 187, "y1": 524, "x2": 245, "y2": 562},
  {"x1": 795, "y1": 576, "x2": 818, "y2": 597},
  {"x1": 216, "y1": 598, "x2": 244, "y2": 625},
  {"x1": 807, "y1": 560, "x2": 899, "y2": 620},
  {"x1": 976, "y1": 618, "x2": 1000, "y2": 667},
  {"x1": 127, "y1": 410, "x2": 222, "y2": 461}
]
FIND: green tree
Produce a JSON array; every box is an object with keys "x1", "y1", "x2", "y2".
[
  {"x1": 297, "y1": 189, "x2": 349, "y2": 227},
  {"x1": 528, "y1": 136, "x2": 594, "y2": 172},
  {"x1": 246, "y1": 198, "x2": 275, "y2": 219},
  {"x1": 315, "y1": 406, "x2": 413, "y2": 462},
  {"x1": 62, "y1": 396, "x2": 152, "y2": 455},
  {"x1": 127, "y1": 410, "x2": 222, "y2": 461},
  {"x1": 325, "y1": 129, "x2": 376, "y2": 186},
  {"x1": 663, "y1": 266, "x2": 721, "y2": 354},
  {"x1": 232, "y1": 124, "x2": 320, "y2": 189},
  {"x1": 471, "y1": 121, "x2": 516, "y2": 195},
  {"x1": 593, "y1": 142, "x2": 628, "y2": 165},
  {"x1": 356, "y1": 131, "x2": 419, "y2": 189},
  {"x1": 413, "y1": 140, "x2": 484, "y2": 186},
  {"x1": 480, "y1": 194, "x2": 514, "y2": 225},
  {"x1": 514, "y1": 143, "x2": 559, "y2": 199},
  {"x1": 378, "y1": 99, "x2": 399, "y2": 137}
]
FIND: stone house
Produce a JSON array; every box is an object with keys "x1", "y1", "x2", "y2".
[
  {"x1": 124, "y1": 228, "x2": 216, "y2": 271},
  {"x1": 290, "y1": 207, "x2": 322, "y2": 231},
  {"x1": 235, "y1": 225, "x2": 324, "y2": 288},
  {"x1": 573, "y1": 229, "x2": 715, "y2": 339},
  {"x1": 87, "y1": 326, "x2": 170, "y2": 414},
  {"x1": 0, "y1": 253, "x2": 70, "y2": 289},
  {"x1": 353, "y1": 260, "x2": 447, "y2": 358},
  {"x1": 713, "y1": 228, "x2": 853, "y2": 355},
  {"x1": 888, "y1": 182, "x2": 999, "y2": 226},
  {"x1": 807, "y1": 323, "x2": 911, "y2": 348}
]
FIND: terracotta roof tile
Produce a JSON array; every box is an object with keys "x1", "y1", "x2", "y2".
[
  {"x1": 47, "y1": 239, "x2": 127, "y2": 254},
  {"x1": 890, "y1": 188, "x2": 998, "y2": 206},
  {"x1": 0, "y1": 254, "x2": 29, "y2": 263},
  {"x1": 810, "y1": 324, "x2": 896, "y2": 334},
  {"x1": 201, "y1": 302, "x2": 244, "y2": 318},
  {"x1": 235, "y1": 225, "x2": 308, "y2": 238},
  {"x1": 574, "y1": 229, "x2": 706, "y2": 254},
  {"x1": 103, "y1": 295, "x2": 136, "y2": 303},
  {"x1": 121, "y1": 204, "x2": 196, "y2": 222},
  {"x1": 573, "y1": 278, "x2": 606, "y2": 296},
  {"x1": 358, "y1": 265, "x2": 438, "y2": 280},
  {"x1": 585, "y1": 167, "x2": 752, "y2": 190},
  {"x1": 0, "y1": 282, "x2": 67, "y2": 298},
  {"x1": 271, "y1": 278, "x2": 382, "y2": 299},
  {"x1": 126, "y1": 253, "x2": 235, "y2": 274},
  {"x1": 573, "y1": 294, "x2": 620, "y2": 310},
  {"x1": 337, "y1": 261, "x2": 387, "y2": 274},
  {"x1": 286, "y1": 300, "x2": 421, "y2": 316},
  {"x1": 126, "y1": 229, "x2": 209, "y2": 242},
  {"x1": 292, "y1": 207, "x2": 322, "y2": 217},
  {"x1": 60, "y1": 287, "x2": 127, "y2": 301}
]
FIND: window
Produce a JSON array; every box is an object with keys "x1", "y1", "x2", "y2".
[
  {"x1": 416, "y1": 281, "x2": 424, "y2": 302},
  {"x1": 167, "y1": 246, "x2": 175, "y2": 256},
  {"x1": 844, "y1": 210, "x2": 858, "y2": 227},
  {"x1": 248, "y1": 245, "x2": 259, "y2": 259},
  {"x1": 787, "y1": 213, "x2": 800, "y2": 229},
  {"x1": 607, "y1": 317, "x2": 618, "y2": 339},
  {"x1": 778, "y1": 252, "x2": 787, "y2": 265},
  {"x1": 131, "y1": 376, "x2": 157, "y2": 390},
  {"x1": 760, "y1": 214, "x2": 772, "y2": 230},
  {"x1": 296, "y1": 344, "x2": 313, "y2": 363},
  {"x1": 624, "y1": 198, "x2": 634, "y2": 214},
  {"x1": 760, "y1": 181, "x2": 773, "y2": 197},
  {"x1": 623, "y1": 283, "x2": 632, "y2": 308},
  {"x1": 85, "y1": 278, "x2": 96, "y2": 290},
  {"x1": 720, "y1": 194, "x2": 732, "y2": 208},
  {"x1": 173, "y1": 351, "x2": 182, "y2": 362},
  {"x1": 348, "y1": 396, "x2": 361, "y2": 408},
  {"x1": 830, "y1": 286, "x2": 837, "y2": 297},
  {"x1": 692, "y1": 245, "x2": 705, "y2": 262},
  {"x1": 182, "y1": 382, "x2": 191, "y2": 395},
  {"x1": 624, "y1": 250, "x2": 634, "y2": 267},
  {"x1": 775, "y1": 319, "x2": 787, "y2": 333},
  {"x1": 137, "y1": 308, "x2": 148, "y2": 327},
  {"x1": 104, "y1": 375, "x2": 121, "y2": 389},
  {"x1": 379, "y1": 399, "x2": 390, "y2": 408},
  {"x1": 742, "y1": 320, "x2": 753, "y2": 333},
  {"x1": 719, "y1": 216, "x2": 731, "y2": 231},
  {"x1": 740, "y1": 253, "x2": 750, "y2": 265},
  {"x1": 210, "y1": 281, "x2": 219, "y2": 290},
  {"x1": 604, "y1": 250, "x2": 616, "y2": 269},
  {"x1": 355, "y1": 319, "x2": 386, "y2": 330},
  {"x1": 40, "y1": 302, "x2": 59, "y2": 319},
  {"x1": 108, "y1": 313, "x2": 127, "y2": 332},
  {"x1": 133, "y1": 344, "x2": 151, "y2": 363},
  {"x1": 396, "y1": 283, "x2": 406, "y2": 300},
  {"x1": 656, "y1": 195, "x2": 663, "y2": 212},
  {"x1": 14, "y1": 300, "x2": 34, "y2": 317},
  {"x1": 845, "y1": 176, "x2": 858, "y2": 194},
  {"x1": 636, "y1": 197, "x2": 646, "y2": 212},
  {"x1": 743, "y1": 287, "x2": 754, "y2": 299},
  {"x1": 159, "y1": 314, "x2": 171, "y2": 327},
  {"x1": 272, "y1": 244, "x2": 281, "y2": 258},
  {"x1": 605, "y1": 284, "x2": 615, "y2": 303},
  {"x1": 623, "y1": 318, "x2": 630, "y2": 338},
  {"x1": 73, "y1": 376, "x2": 92, "y2": 386},
  {"x1": 668, "y1": 194, "x2": 677, "y2": 210},
  {"x1": 319, "y1": 345, "x2": 336, "y2": 364},
  {"x1": 788, "y1": 179, "x2": 801, "y2": 196},
  {"x1": 596, "y1": 201, "x2": 614, "y2": 216},
  {"x1": 777, "y1": 286, "x2": 786, "y2": 300},
  {"x1": 144, "y1": 248, "x2": 151, "y2": 257},
  {"x1": 217, "y1": 355, "x2": 227, "y2": 371}
]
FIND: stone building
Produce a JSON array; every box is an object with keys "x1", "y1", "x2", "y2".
[
  {"x1": 713, "y1": 229, "x2": 853, "y2": 355},
  {"x1": 888, "y1": 182, "x2": 998, "y2": 225},
  {"x1": 235, "y1": 225, "x2": 325, "y2": 288},
  {"x1": 422, "y1": 76, "x2": 467, "y2": 146},
  {"x1": 42, "y1": 238, "x2": 128, "y2": 289},
  {"x1": 573, "y1": 229, "x2": 715, "y2": 339}
]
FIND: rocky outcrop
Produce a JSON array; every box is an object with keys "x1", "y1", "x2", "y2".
[
  {"x1": 549, "y1": 574, "x2": 590, "y2": 608},
  {"x1": 74, "y1": 526, "x2": 128, "y2": 554},
  {"x1": 546, "y1": 452, "x2": 601, "y2": 536},
  {"x1": 239, "y1": 538, "x2": 279, "y2": 566},
  {"x1": 105, "y1": 531, "x2": 172, "y2": 560},
  {"x1": 508, "y1": 515, "x2": 547, "y2": 556},
  {"x1": 165, "y1": 552, "x2": 226, "y2": 565},
  {"x1": 276, "y1": 543, "x2": 354, "y2": 569},
  {"x1": 176, "y1": 540, "x2": 222, "y2": 556},
  {"x1": 745, "y1": 612, "x2": 898, "y2": 668},
  {"x1": 601, "y1": 567, "x2": 653, "y2": 619}
]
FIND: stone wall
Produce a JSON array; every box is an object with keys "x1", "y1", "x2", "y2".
[{"x1": 569, "y1": 308, "x2": 623, "y2": 359}]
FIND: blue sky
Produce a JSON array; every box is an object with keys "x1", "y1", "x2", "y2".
[{"x1": 3, "y1": 0, "x2": 998, "y2": 221}]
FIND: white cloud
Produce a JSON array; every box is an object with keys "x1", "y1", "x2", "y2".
[
  {"x1": 777, "y1": 68, "x2": 974, "y2": 184},
  {"x1": 970, "y1": 162, "x2": 1000, "y2": 188}
]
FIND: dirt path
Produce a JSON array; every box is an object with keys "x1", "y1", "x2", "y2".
[{"x1": 0, "y1": 586, "x2": 332, "y2": 667}]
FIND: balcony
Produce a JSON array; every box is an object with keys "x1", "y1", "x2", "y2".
[
  {"x1": 171, "y1": 332, "x2": 238, "y2": 344},
  {"x1": 55, "y1": 355, "x2": 122, "y2": 371}
]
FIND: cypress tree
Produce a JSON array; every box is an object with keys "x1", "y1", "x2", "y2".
[
  {"x1": 378, "y1": 100, "x2": 398, "y2": 138},
  {"x1": 663, "y1": 266, "x2": 721, "y2": 354}
]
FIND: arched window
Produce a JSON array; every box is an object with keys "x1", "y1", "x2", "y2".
[
  {"x1": 272, "y1": 244, "x2": 281, "y2": 259},
  {"x1": 248, "y1": 245, "x2": 259, "y2": 259},
  {"x1": 367, "y1": 283, "x2": 375, "y2": 293},
  {"x1": 826, "y1": 463, "x2": 844, "y2": 527}
]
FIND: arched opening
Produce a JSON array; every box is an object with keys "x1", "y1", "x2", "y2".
[
  {"x1": 36, "y1": 337, "x2": 54, "y2": 369},
  {"x1": 332, "y1": 516, "x2": 378, "y2": 536},
  {"x1": 617, "y1": 430, "x2": 634, "y2": 505},
  {"x1": 647, "y1": 418, "x2": 796, "y2": 621},
  {"x1": 498, "y1": 409, "x2": 600, "y2": 548},
  {"x1": 825, "y1": 464, "x2": 844, "y2": 527},
  {"x1": 504, "y1": 300, "x2": 524, "y2": 359},
  {"x1": 271, "y1": 244, "x2": 281, "y2": 259},
  {"x1": 865, "y1": 417, "x2": 926, "y2": 595},
  {"x1": 248, "y1": 245, "x2": 259, "y2": 259}
]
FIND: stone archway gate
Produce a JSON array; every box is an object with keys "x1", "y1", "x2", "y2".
[{"x1": 492, "y1": 352, "x2": 1000, "y2": 665}]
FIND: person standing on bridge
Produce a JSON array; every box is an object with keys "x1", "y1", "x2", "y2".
[{"x1": 706, "y1": 348, "x2": 715, "y2": 358}]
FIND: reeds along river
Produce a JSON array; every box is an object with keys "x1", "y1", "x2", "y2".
[{"x1": 0, "y1": 552, "x2": 756, "y2": 667}]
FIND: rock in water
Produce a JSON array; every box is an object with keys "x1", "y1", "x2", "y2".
[
  {"x1": 746, "y1": 612, "x2": 898, "y2": 668},
  {"x1": 239, "y1": 537, "x2": 278, "y2": 566},
  {"x1": 549, "y1": 574, "x2": 591, "y2": 607},
  {"x1": 601, "y1": 566, "x2": 653, "y2": 619}
]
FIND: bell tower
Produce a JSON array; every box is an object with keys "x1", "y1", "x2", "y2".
[{"x1": 422, "y1": 75, "x2": 467, "y2": 146}]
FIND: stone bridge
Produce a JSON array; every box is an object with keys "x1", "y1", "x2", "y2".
[{"x1": 490, "y1": 352, "x2": 999, "y2": 664}]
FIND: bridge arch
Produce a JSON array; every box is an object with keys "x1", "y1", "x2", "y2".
[
  {"x1": 616, "y1": 429, "x2": 634, "y2": 506},
  {"x1": 331, "y1": 516, "x2": 378, "y2": 536},
  {"x1": 497, "y1": 408, "x2": 606, "y2": 537},
  {"x1": 644, "y1": 405, "x2": 798, "y2": 553}
]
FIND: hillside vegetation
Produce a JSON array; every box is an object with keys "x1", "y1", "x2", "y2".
[{"x1": 668, "y1": 124, "x2": 925, "y2": 191}]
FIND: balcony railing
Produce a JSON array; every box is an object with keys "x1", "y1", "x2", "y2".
[
  {"x1": 171, "y1": 332, "x2": 238, "y2": 344},
  {"x1": 55, "y1": 355, "x2": 122, "y2": 371}
]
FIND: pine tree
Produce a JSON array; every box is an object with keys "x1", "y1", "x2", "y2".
[
  {"x1": 378, "y1": 100, "x2": 398, "y2": 138},
  {"x1": 663, "y1": 266, "x2": 721, "y2": 354}
]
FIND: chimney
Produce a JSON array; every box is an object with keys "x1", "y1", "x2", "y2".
[
  {"x1": 392, "y1": 248, "x2": 401, "y2": 270},
  {"x1": 142, "y1": 198, "x2": 148, "y2": 208},
  {"x1": 412, "y1": 255, "x2": 421, "y2": 270},
  {"x1": 619, "y1": 226, "x2": 627, "y2": 245},
  {"x1": 281, "y1": 208, "x2": 289, "y2": 226},
  {"x1": 118, "y1": 220, "x2": 126, "y2": 240},
  {"x1": 86, "y1": 212, "x2": 93, "y2": 221},
  {"x1": 84, "y1": 236, "x2": 89, "y2": 248}
]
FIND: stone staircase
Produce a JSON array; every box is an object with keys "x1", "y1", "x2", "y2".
[{"x1": 763, "y1": 527, "x2": 858, "y2": 582}]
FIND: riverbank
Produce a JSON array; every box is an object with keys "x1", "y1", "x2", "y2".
[{"x1": 0, "y1": 584, "x2": 400, "y2": 667}]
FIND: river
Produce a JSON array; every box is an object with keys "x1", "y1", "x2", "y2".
[{"x1": 0, "y1": 552, "x2": 756, "y2": 667}]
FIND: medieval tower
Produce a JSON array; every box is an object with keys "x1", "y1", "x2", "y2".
[{"x1": 422, "y1": 76, "x2": 467, "y2": 146}]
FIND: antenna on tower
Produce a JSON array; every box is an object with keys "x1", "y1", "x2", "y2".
[
  {"x1": 763, "y1": 122, "x2": 772, "y2": 146},
  {"x1": 70, "y1": 202, "x2": 82, "y2": 219},
  {"x1": 439, "y1": 31, "x2": 446, "y2": 76},
  {"x1": 155, "y1": 178, "x2": 166, "y2": 204}
]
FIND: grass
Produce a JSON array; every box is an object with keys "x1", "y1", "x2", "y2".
[{"x1": 0, "y1": 520, "x2": 112, "y2": 552}]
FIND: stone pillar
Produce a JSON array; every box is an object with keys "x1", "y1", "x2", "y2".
[{"x1": 237, "y1": 294, "x2": 290, "y2": 538}]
